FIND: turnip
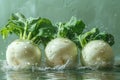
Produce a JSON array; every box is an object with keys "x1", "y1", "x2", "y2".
[
  {"x1": 6, "y1": 39, "x2": 41, "y2": 69},
  {"x1": 45, "y1": 17, "x2": 85, "y2": 68},
  {"x1": 0, "y1": 13, "x2": 55, "y2": 69},
  {"x1": 45, "y1": 38, "x2": 78, "y2": 67},
  {"x1": 78, "y1": 28, "x2": 115, "y2": 68},
  {"x1": 81, "y1": 40, "x2": 114, "y2": 68}
]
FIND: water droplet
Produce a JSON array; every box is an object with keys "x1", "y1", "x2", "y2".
[
  {"x1": 24, "y1": 46, "x2": 27, "y2": 49},
  {"x1": 27, "y1": 41, "x2": 30, "y2": 44},
  {"x1": 35, "y1": 63, "x2": 38, "y2": 66},
  {"x1": 64, "y1": 40, "x2": 69, "y2": 43},
  {"x1": 16, "y1": 42, "x2": 19, "y2": 44},
  {"x1": 98, "y1": 42, "x2": 106, "y2": 47},
  {"x1": 108, "y1": 40, "x2": 111, "y2": 43},
  {"x1": 98, "y1": 42, "x2": 102, "y2": 45},
  {"x1": 49, "y1": 50, "x2": 52, "y2": 53},
  {"x1": 26, "y1": 62, "x2": 30, "y2": 65}
]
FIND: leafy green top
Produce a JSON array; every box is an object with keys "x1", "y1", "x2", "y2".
[
  {"x1": 54, "y1": 16, "x2": 114, "y2": 49},
  {"x1": 78, "y1": 28, "x2": 114, "y2": 48},
  {"x1": 0, "y1": 13, "x2": 56, "y2": 46},
  {"x1": 0, "y1": 13, "x2": 115, "y2": 48}
]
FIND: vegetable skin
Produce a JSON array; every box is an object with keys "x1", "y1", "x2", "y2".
[
  {"x1": 81, "y1": 40, "x2": 114, "y2": 68},
  {"x1": 6, "y1": 39, "x2": 41, "y2": 69},
  {"x1": 45, "y1": 38, "x2": 78, "y2": 68}
]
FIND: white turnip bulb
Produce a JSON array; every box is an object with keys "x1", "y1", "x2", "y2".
[
  {"x1": 6, "y1": 39, "x2": 41, "y2": 69},
  {"x1": 45, "y1": 38, "x2": 78, "y2": 68},
  {"x1": 81, "y1": 40, "x2": 114, "y2": 68}
]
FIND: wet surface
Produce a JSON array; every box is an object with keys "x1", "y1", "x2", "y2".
[
  {"x1": 1, "y1": 68, "x2": 120, "y2": 80},
  {"x1": 1, "y1": 60, "x2": 120, "y2": 80}
]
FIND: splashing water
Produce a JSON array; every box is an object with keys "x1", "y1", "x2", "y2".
[{"x1": 0, "y1": 59, "x2": 100, "y2": 73}]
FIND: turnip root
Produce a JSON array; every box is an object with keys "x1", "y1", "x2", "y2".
[
  {"x1": 45, "y1": 38, "x2": 78, "y2": 67},
  {"x1": 6, "y1": 39, "x2": 41, "y2": 69},
  {"x1": 81, "y1": 40, "x2": 114, "y2": 68}
]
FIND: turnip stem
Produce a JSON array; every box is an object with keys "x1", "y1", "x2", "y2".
[
  {"x1": 23, "y1": 23, "x2": 28, "y2": 39},
  {"x1": 78, "y1": 35, "x2": 86, "y2": 48},
  {"x1": 27, "y1": 32, "x2": 32, "y2": 40},
  {"x1": 56, "y1": 22, "x2": 67, "y2": 38},
  {"x1": 20, "y1": 31, "x2": 23, "y2": 39},
  {"x1": 31, "y1": 36, "x2": 37, "y2": 42}
]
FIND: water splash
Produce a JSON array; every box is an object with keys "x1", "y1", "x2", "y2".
[
  {"x1": 0, "y1": 55, "x2": 115, "y2": 72},
  {"x1": 0, "y1": 59, "x2": 89, "y2": 72}
]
